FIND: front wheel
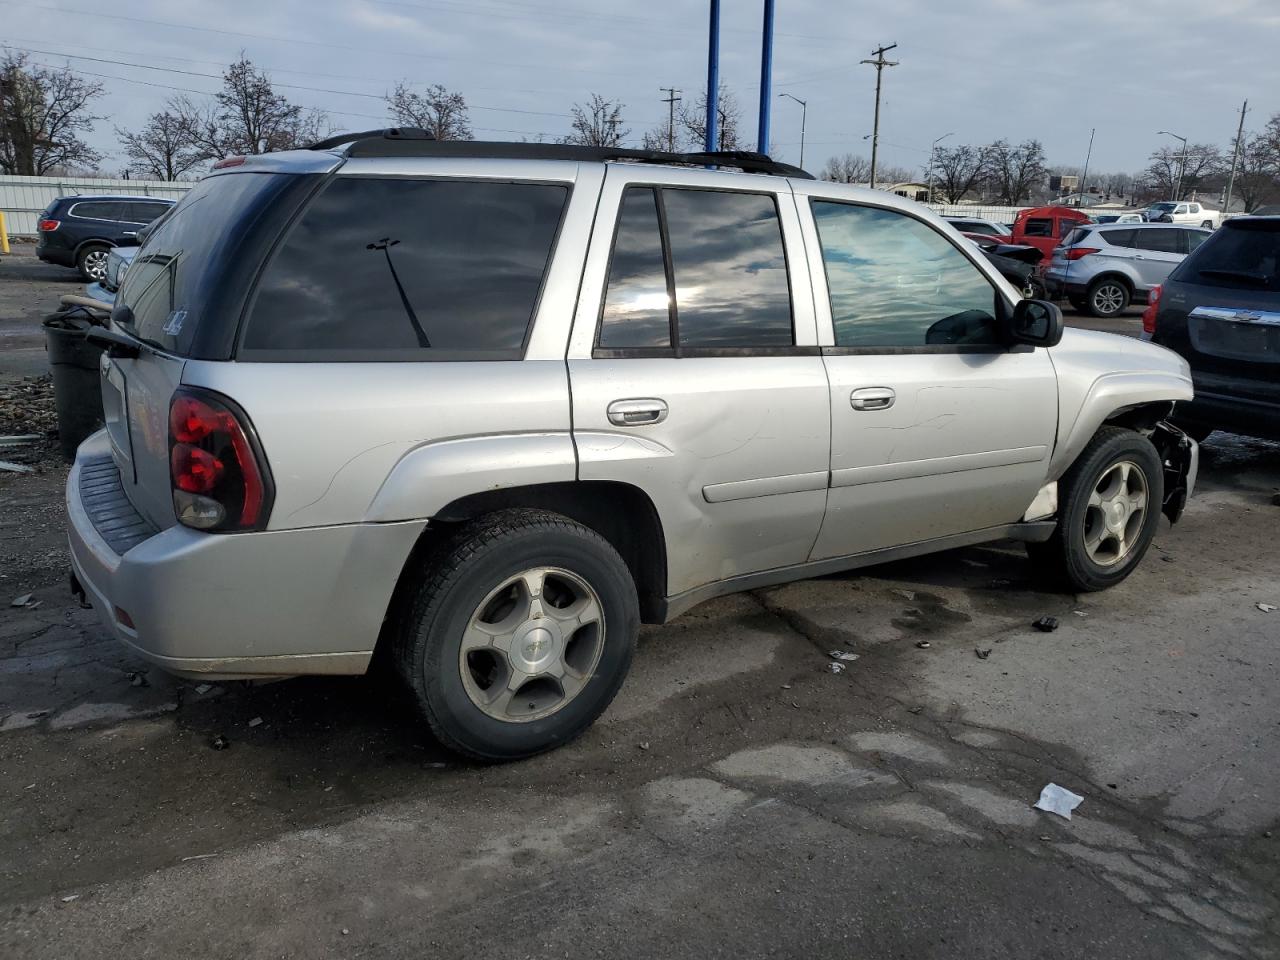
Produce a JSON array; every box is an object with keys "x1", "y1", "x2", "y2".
[
  {"x1": 394, "y1": 509, "x2": 638, "y2": 761},
  {"x1": 1028, "y1": 427, "x2": 1164, "y2": 592}
]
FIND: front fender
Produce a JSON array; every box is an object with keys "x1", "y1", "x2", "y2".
[{"x1": 364, "y1": 432, "x2": 577, "y2": 523}]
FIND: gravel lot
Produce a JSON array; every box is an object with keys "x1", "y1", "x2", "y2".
[{"x1": 1, "y1": 244, "x2": 1277, "y2": 959}]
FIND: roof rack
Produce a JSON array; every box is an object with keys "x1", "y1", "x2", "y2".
[{"x1": 306, "y1": 128, "x2": 813, "y2": 179}]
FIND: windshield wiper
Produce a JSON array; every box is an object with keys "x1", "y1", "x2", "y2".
[
  {"x1": 109, "y1": 304, "x2": 167, "y2": 352},
  {"x1": 1198, "y1": 268, "x2": 1271, "y2": 287}
]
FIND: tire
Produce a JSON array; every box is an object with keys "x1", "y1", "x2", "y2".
[
  {"x1": 76, "y1": 244, "x2": 110, "y2": 283},
  {"x1": 393, "y1": 509, "x2": 638, "y2": 761},
  {"x1": 1200, "y1": 220, "x2": 1213, "y2": 230},
  {"x1": 1085, "y1": 277, "x2": 1130, "y2": 318},
  {"x1": 1028, "y1": 427, "x2": 1164, "y2": 592},
  {"x1": 1067, "y1": 294, "x2": 1088, "y2": 313}
]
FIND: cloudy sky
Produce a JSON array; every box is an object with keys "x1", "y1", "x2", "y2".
[{"x1": 5, "y1": 0, "x2": 1278, "y2": 178}]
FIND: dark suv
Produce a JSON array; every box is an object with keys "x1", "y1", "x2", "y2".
[
  {"x1": 35, "y1": 195, "x2": 176, "y2": 281},
  {"x1": 1146, "y1": 216, "x2": 1280, "y2": 441}
]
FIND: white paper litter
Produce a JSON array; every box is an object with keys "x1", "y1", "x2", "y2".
[
  {"x1": 1034, "y1": 782, "x2": 1084, "y2": 819},
  {"x1": 826, "y1": 662, "x2": 846, "y2": 674},
  {"x1": 829, "y1": 650, "x2": 860, "y2": 662},
  {"x1": 1258, "y1": 603, "x2": 1276, "y2": 613}
]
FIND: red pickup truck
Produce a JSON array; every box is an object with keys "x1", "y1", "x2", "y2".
[{"x1": 1010, "y1": 206, "x2": 1093, "y2": 259}]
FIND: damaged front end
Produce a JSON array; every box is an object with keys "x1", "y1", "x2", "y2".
[{"x1": 1150, "y1": 420, "x2": 1198, "y2": 524}]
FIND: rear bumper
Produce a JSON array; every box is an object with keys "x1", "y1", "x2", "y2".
[
  {"x1": 1176, "y1": 391, "x2": 1280, "y2": 442},
  {"x1": 35, "y1": 238, "x2": 74, "y2": 266},
  {"x1": 66, "y1": 431, "x2": 426, "y2": 679}
]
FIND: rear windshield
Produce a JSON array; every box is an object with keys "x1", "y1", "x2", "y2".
[
  {"x1": 239, "y1": 177, "x2": 570, "y2": 360},
  {"x1": 116, "y1": 172, "x2": 301, "y2": 355},
  {"x1": 1172, "y1": 220, "x2": 1280, "y2": 292}
]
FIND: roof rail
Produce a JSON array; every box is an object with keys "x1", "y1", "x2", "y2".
[{"x1": 306, "y1": 129, "x2": 813, "y2": 179}]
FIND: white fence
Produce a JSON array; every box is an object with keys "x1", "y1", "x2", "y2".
[
  {"x1": 924, "y1": 203, "x2": 1136, "y2": 225},
  {"x1": 0, "y1": 175, "x2": 195, "y2": 236}
]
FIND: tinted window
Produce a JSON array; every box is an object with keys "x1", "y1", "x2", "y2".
[
  {"x1": 71, "y1": 201, "x2": 116, "y2": 221},
  {"x1": 243, "y1": 178, "x2": 567, "y2": 357},
  {"x1": 1137, "y1": 229, "x2": 1181, "y2": 254},
  {"x1": 599, "y1": 187, "x2": 670, "y2": 348},
  {"x1": 1174, "y1": 220, "x2": 1280, "y2": 292},
  {"x1": 812, "y1": 201, "x2": 1000, "y2": 348},
  {"x1": 1100, "y1": 229, "x2": 1137, "y2": 248},
  {"x1": 122, "y1": 200, "x2": 172, "y2": 223},
  {"x1": 1024, "y1": 218, "x2": 1053, "y2": 237},
  {"x1": 118, "y1": 173, "x2": 298, "y2": 355},
  {"x1": 662, "y1": 188, "x2": 792, "y2": 348},
  {"x1": 1183, "y1": 229, "x2": 1209, "y2": 253}
]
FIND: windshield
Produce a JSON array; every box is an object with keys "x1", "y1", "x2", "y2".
[
  {"x1": 1173, "y1": 220, "x2": 1280, "y2": 292},
  {"x1": 115, "y1": 172, "x2": 292, "y2": 355},
  {"x1": 1150, "y1": 203, "x2": 1177, "y2": 213}
]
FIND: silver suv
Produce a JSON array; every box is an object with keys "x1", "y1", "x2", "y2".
[
  {"x1": 68, "y1": 132, "x2": 1199, "y2": 760},
  {"x1": 1045, "y1": 223, "x2": 1211, "y2": 317}
]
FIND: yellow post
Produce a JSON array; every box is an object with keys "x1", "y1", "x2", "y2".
[{"x1": 0, "y1": 211, "x2": 9, "y2": 255}]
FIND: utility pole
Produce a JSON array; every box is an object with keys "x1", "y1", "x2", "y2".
[
  {"x1": 778, "y1": 93, "x2": 807, "y2": 169},
  {"x1": 660, "y1": 87, "x2": 682, "y2": 152},
  {"x1": 1224, "y1": 99, "x2": 1248, "y2": 214},
  {"x1": 705, "y1": 0, "x2": 721, "y2": 152},
  {"x1": 1078, "y1": 127, "x2": 1095, "y2": 208},
  {"x1": 756, "y1": 0, "x2": 776, "y2": 154},
  {"x1": 860, "y1": 43, "x2": 898, "y2": 189}
]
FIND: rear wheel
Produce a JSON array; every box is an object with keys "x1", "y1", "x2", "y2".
[
  {"x1": 76, "y1": 244, "x2": 110, "y2": 283},
  {"x1": 1029, "y1": 427, "x2": 1164, "y2": 591},
  {"x1": 1067, "y1": 294, "x2": 1088, "y2": 312},
  {"x1": 1085, "y1": 277, "x2": 1130, "y2": 317},
  {"x1": 1200, "y1": 220, "x2": 1213, "y2": 229},
  {"x1": 394, "y1": 509, "x2": 638, "y2": 761}
]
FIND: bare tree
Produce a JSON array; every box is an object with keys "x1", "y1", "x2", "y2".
[
  {"x1": 0, "y1": 53, "x2": 103, "y2": 175},
  {"x1": 1144, "y1": 143, "x2": 1223, "y2": 200},
  {"x1": 986, "y1": 139, "x2": 1048, "y2": 205},
  {"x1": 116, "y1": 104, "x2": 205, "y2": 180},
  {"x1": 1100, "y1": 171, "x2": 1135, "y2": 201},
  {"x1": 386, "y1": 82, "x2": 472, "y2": 140},
  {"x1": 932, "y1": 144, "x2": 987, "y2": 203},
  {"x1": 679, "y1": 87, "x2": 743, "y2": 151},
  {"x1": 175, "y1": 56, "x2": 326, "y2": 159},
  {"x1": 1229, "y1": 133, "x2": 1280, "y2": 212},
  {"x1": 820, "y1": 153, "x2": 871, "y2": 183},
  {"x1": 563, "y1": 93, "x2": 628, "y2": 147}
]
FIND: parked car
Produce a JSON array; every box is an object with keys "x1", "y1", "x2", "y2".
[
  {"x1": 84, "y1": 246, "x2": 139, "y2": 306},
  {"x1": 1010, "y1": 206, "x2": 1093, "y2": 259},
  {"x1": 1045, "y1": 223, "x2": 1211, "y2": 317},
  {"x1": 1142, "y1": 201, "x2": 1219, "y2": 229},
  {"x1": 1145, "y1": 216, "x2": 1280, "y2": 441},
  {"x1": 35, "y1": 195, "x2": 176, "y2": 281},
  {"x1": 67, "y1": 133, "x2": 1198, "y2": 761},
  {"x1": 1095, "y1": 213, "x2": 1145, "y2": 225},
  {"x1": 969, "y1": 239, "x2": 1047, "y2": 298},
  {"x1": 944, "y1": 216, "x2": 1013, "y2": 242}
]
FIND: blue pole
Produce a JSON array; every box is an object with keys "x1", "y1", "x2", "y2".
[
  {"x1": 757, "y1": 0, "x2": 775, "y2": 154},
  {"x1": 706, "y1": 0, "x2": 720, "y2": 152}
]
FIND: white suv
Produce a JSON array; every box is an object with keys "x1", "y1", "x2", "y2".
[{"x1": 68, "y1": 131, "x2": 1199, "y2": 760}]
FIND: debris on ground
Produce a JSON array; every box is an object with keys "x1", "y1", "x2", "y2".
[
  {"x1": 826, "y1": 662, "x2": 846, "y2": 674},
  {"x1": 1072, "y1": 610, "x2": 1088, "y2": 618},
  {"x1": 247, "y1": 717, "x2": 264, "y2": 728},
  {"x1": 1258, "y1": 603, "x2": 1276, "y2": 613},
  {"x1": 0, "y1": 459, "x2": 35, "y2": 474},
  {"x1": 892, "y1": 588, "x2": 916, "y2": 601},
  {"x1": 915, "y1": 640, "x2": 931, "y2": 649},
  {"x1": 829, "y1": 650, "x2": 860, "y2": 662},
  {"x1": 194, "y1": 684, "x2": 212, "y2": 694},
  {"x1": 128, "y1": 672, "x2": 148, "y2": 687},
  {"x1": 1032, "y1": 616, "x2": 1060, "y2": 632},
  {"x1": 10, "y1": 593, "x2": 34, "y2": 607},
  {"x1": 638, "y1": 741, "x2": 650, "y2": 751},
  {"x1": 974, "y1": 648, "x2": 992, "y2": 660},
  {"x1": 210, "y1": 734, "x2": 230, "y2": 750},
  {"x1": 60, "y1": 894, "x2": 80, "y2": 903},
  {"x1": 0, "y1": 375, "x2": 59, "y2": 468},
  {"x1": 1033, "y1": 783, "x2": 1084, "y2": 819},
  {"x1": 180, "y1": 853, "x2": 217, "y2": 862},
  {"x1": 908, "y1": 705, "x2": 924, "y2": 715}
]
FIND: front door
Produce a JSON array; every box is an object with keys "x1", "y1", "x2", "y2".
[
  {"x1": 792, "y1": 189, "x2": 1060, "y2": 560},
  {"x1": 567, "y1": 166, "x2": 831, "y2": 599}
]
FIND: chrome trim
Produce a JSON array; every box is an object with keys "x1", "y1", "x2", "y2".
[{"x1": 1189, "y1": 305, "x2": 1280, "y2": 327}]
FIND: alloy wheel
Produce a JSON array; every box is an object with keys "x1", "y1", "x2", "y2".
[
  {"x1": 83, "y1": 249, "x2": 109, "y2": 281},
  {"x1": 1091, "y1": 283, "x2": 1126, "y2": 315},
  {"x1": 1082, "y1": 460, "x2": 1148, "y2": 567}
]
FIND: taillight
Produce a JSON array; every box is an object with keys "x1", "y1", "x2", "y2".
[
  {"x1": 1065, "y1": 247, "x2": 1100, "y2": 261},
  {"x1": 168, "y1": 388, "x2": 273, "y2": 531},
  {"x1": 1141, "y1": 284, "x2": 1162, "y2": 335},
  {"x1": 38, "y1": 219, "x2": 59, "y2": 231}
]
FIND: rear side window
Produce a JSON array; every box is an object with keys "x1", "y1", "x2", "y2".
[
  {"x1": 1100, "y1": 229, "x2": 1136, "y2": 248},
  {"x1": 1173, "y1": 220, "x2": 1280, "y2": 292},
  {"x1": 70, "y1": 201, "x2": 116, "y2": 221},
  {"x1": 597, "y1": 186, "x2": 793, "y2": 352},
  {"x1": 242, "y1": 178, "x2": 569, "y2": 359},
  {"x1": 1136, "y1": 229, "x2": 1181, "y2": 254},
  {"x1": 1023, "y1": 218, "x2": 1053, "y2": 237},
  {"x1": 122, "y1": 201, "x2": 172, "y2": 223}
]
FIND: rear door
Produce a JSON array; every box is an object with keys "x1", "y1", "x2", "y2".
[
  {"x1": 794, "y1": 187, "x2": 1059, "y2": 559},
  {"x1": 567, "y1": 166, "x2": 830, "y2": 600},
  {"x1": 1132, "y1": 227, "x2": 1185, "y2": 287}
]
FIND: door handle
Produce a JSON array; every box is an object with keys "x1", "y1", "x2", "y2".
[
  {"x1": 607, "y1": 398, "x2": 668, "y2": 426},
  {"x1": 850, "y1": 387, "x2": 896, "y2": 411}
]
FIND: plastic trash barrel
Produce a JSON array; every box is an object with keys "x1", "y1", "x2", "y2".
[{"x1": 43, "y1": 312, "x2": 106, "y2": 460}]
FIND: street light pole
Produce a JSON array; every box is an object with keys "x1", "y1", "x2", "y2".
[
  {"x1": 778, "y1": 93, "x2": 807, "y2": 169},
  {"x1": 926, "y1": 131, "x2": 953, "y2": 205},
  {"x1": 1158, "y1": 130, "x2": 1188, "y2": 201}
]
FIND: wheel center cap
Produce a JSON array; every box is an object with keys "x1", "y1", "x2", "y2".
[
  {"x1": 514, "y1": 621, "x2": 560, "y2": 670},
  {"x1": 1108, "y1": 501, "x2": 1127, "y2": 527}
]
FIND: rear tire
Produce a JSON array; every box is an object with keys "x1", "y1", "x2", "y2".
[
  {"x1": 1200, "y1": 220, "x2": 1213, "y2": 230},
  {"x1": 393, "y1": 509, "x2": 638, "y2": 761},
  {"x1": 1028, "y1": 427, "x2": 1164, "y2": 592},
  {"x1": 76, "y1": 244, "x2": 110, "y2": 283},
  {"x1": 1067, "y1": 294, "x2": 1088, "y2": 312},
  {"x1": 1085, "y1": 277, "x2": 1130, "y2": 317}
]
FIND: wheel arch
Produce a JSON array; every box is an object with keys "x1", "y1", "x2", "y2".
[
  {"x1": 1086, "y1": 270, "x2": 1136, "y2": 295},
  {"x1": 73, "y1": 237, "x2": 116, "y2": 259}
]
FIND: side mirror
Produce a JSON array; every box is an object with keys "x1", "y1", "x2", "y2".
[{"x1": 1009, "y1": 299, "x2": 1063, "y2": 348}]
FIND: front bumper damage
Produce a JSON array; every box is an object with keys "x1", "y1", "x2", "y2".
[{"x1": 1151, "y1": 420, "x2": 1198, "y2": 524}]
